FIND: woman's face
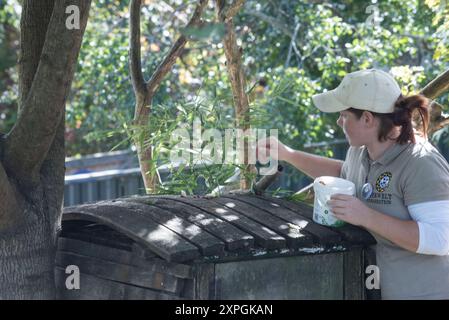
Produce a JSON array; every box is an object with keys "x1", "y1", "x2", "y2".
[{"x1": 336, "y1": 110, "x2": 371, "y2": 146}]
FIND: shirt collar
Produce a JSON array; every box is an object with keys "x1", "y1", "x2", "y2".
[{"x1": 361, "y1": 142, "x2": 411, "y2": 166}]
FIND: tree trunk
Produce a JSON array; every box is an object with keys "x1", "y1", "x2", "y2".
[
  {"x1": 0, "y1": 208, "x2": 55, "y2": 299},
  {"x1": 0, "y1": 0, "x2": 91, "y2": 299}
]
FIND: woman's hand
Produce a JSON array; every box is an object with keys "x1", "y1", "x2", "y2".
[
  {"x1": 327, "y1": 194, "x2": 374, "y2": 227},
  {"x1": 256, "y1": 136, "x2": 289, "y2": 163}
]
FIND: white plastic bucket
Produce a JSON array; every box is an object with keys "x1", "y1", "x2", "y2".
[{"x1": 313, "y1": 176, "x2": 356, "y2": 227}]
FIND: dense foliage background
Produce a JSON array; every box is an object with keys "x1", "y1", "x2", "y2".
[{"x1": 1, "y1": 0, "x2": 449, "y2": 193}]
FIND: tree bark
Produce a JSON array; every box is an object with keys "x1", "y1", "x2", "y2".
[
  {"x1": 0, "y1": 0, "x2": 91, "y2": 299},
  {"x1": 129, "y1": 0, "x2": 208, "y2": 193},
  {"x1": 215, "y1": 0, "x2": 254, "y2": 190},
  {"x1": 17, "y1": 0, "x2": 55, "y2": 111},
  {"x1": 419, "y1": 69, "x2": 449, "y2": 136}
]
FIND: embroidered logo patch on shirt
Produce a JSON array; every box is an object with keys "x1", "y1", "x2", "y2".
[{"x1": 376, "y1": 172, "x2": 392, "y2": 192}]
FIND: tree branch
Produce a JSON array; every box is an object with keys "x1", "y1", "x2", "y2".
[
  {"x1": 216, "y1": 0, "x2": 254, "y2": 189},
  {"x1": 420, "y1": 69, "x2": 449, "y2": 100},
  {"x1": 225, "y1": 0, "x2": 245, "y2": 21},
  {"x1": 130, "y1": 0, "x2": 208, "y2": 192},
  {"x1": 129, "y1": 0, "x2": 147, "y2": 101},
  {"x1": 285, "y1": 20, "x2": 301, "y2": 68},
  {"x1": 418, "y1": 70, "x2": 449, "y2": 136},
  {"x1": 133, "y1": 0, "x2": 208, "y2": 121},
  {"x1": 40, "y1": 112, "x2": 66, "y2": 240},
  {"x1": 243, "y1": 6, "x2": 308, "y2": 64},
  {"x1": 216, "y1": 0, "x2": 249, "y2": 123},
  {"x1": 144, "y1": 0, "x2": 209, "y2": 101},
  {"x1": 425, "y1": 100, "x2": 449, "y2": 136},
  {"x1": 244, "y1": 9, "x2": 293, "y2": 37},
  {"x1": 3, "y1": 0, "x2": 92, "y2": 189},
  {"x1": 430, "y1": 117, "x2": 449, "y2": 136},
  {"x1": 17, "y1": 0, "x2": 55, "y2": 111}
]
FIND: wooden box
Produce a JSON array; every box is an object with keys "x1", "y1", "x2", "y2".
[{"x1": 56, "y1": 195, "x2": 377, "y2": 299}]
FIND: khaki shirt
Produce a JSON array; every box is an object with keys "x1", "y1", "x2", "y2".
[{"x1": 341, "y1": 139, "x2": 449, "y2": 299}]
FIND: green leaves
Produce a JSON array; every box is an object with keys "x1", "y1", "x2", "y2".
[
  {"x1": 0, "y1": 0, "x2": 19, "y2": 133},
  {"x1": 131, "y1": 98, "x2": 243, "y2": 195}
]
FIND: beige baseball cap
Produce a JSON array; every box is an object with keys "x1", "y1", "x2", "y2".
[{"x1": 312, "y1": 69, "x2": 401, "y2": 114}]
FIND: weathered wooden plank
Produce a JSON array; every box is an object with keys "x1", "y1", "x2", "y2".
[
  {"x1": 165, "y1": 197, "x2": 287, "y2": 250},
  {"x1": 343, "y1": 248, "x2": 364, "y2": 300},
  {"x1": 211, "y1": 196, "x2": 314, "y2": 248},
  {"x1": 61, "y1": 221, "x2": 134, "y2": 251},
  {"x1": 229, "y1": 195, "x2": 342, "y2": 245},
  {"x1": 55, "y1": 267, "x2": 184, "y2": 300},
  {"x1": 58, "y1": 236, "x2": 135, "y2": 265},
  {"x1": 60, "y1": 230, "x2": 128, "y2": 251},
  {"x1": 111, "y1": 200, "x2": 225, "y2": 256},
  {"x1": 63, "y1": 203, "x2": 200, "y2": 262},
  {"x1": 58, "y1": 237, "x2": 193, "y2": 279},
  {"x1": 131, "y1": 242, "x2": 157, "y2": 259},
  {"x1": 260, "y1": 196, "x2": 376, "y2": 245},
  {"x1": 214, "y1": 253, "x2": 344, "y2": 299},
  {"x1": 126, "y1": 197, "x2": 254, "y2": 252},
  {"x1": 179, "y1": 278, "x2": 195, "y2": 299},
  {"x1": 194, "y1": 263, "x2": 216, "y2": 300},
  {"x1": 56, "y1": 251, "x2": 183, "y2": 294}
]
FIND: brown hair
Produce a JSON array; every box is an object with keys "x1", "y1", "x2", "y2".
[{"x1": 347, "y1": 94, "x2": 430, "y2": 144}]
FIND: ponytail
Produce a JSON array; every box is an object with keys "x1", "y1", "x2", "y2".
[{"x1": 392, "y1": 94, "x2": 430, "y2": 144}]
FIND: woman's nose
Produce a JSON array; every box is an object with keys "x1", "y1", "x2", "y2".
[{"x1": 336, "y1": 116, "x2": 342, "y2": 127}]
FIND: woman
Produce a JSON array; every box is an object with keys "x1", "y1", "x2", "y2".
[{"x1": 257, "y1": 69, "x2": 449, "y2": 299}]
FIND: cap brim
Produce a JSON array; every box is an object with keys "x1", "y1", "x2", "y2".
[{"x1": 312, "y1": 90, "x2": 347, "y2": 113}]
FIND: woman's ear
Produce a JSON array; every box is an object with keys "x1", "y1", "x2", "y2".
[{"x1": 362, "y1": 111, "x2": 377, "y2": 128}]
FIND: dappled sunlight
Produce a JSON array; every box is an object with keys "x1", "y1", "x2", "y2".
[
  {"x1": 141, "y1": 225, "x2": 180, "y2": 246},
  {"x1": 199, "y1": 218, "x2": 216, "y2": 225},
  {"x1": 214, "y1": 207, "x2": 240, "y2": 221},
  {"x1": 287, "y1": 229, "x2": 305, "y2": 237},
  {"x1": 185, "y1": 224, "x2": 201, "y2": 236},
  {"x1": 222, "y1": 214, "x2": 240, "y2": 221},
  {"x1": 224, "y1": 202, "x2": 236, "y2": 208},
  {"x1": 163, "y1": 216, "x2": 202, "y2": 237},
  {"x1": 261, "y1": 226, "x2": 274, "y2": 234},
  {"x1": 189, "y1": 212, "x2": 220, "y2": 226},
  {"x1": 215, "y1": 208, "x2": 228, "y2": 214},
  {"x1": 292, "y1": 220, "x2": 308, "y2": 229}
]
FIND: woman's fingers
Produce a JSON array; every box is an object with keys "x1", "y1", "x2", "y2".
[
  {"x1": 330, "y1": 194, "x2": 352, "y2": 200},
  {"x1": 331, "y1": 208, "x2": 346, "y2": 216},
  {"x1": 327, "y1": 199, "x2": 348, "y2": 217},
  {"x1": 327, "y1": 199, "x2": 346, "y2": 208}
]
